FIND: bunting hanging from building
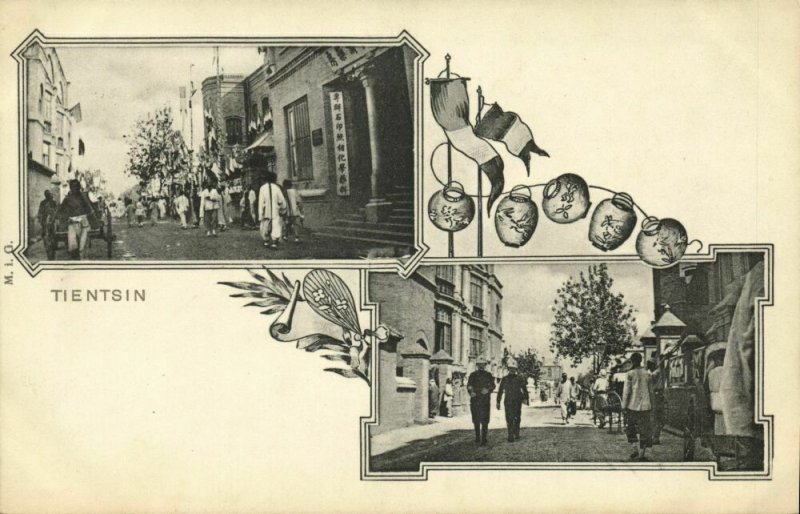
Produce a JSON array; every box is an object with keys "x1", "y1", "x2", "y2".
[
  {"x1": 430, "y1": 78, "x2": 505, "y2": 213},
  {"x1": 475, "y1": 103, "x2": 549, "y2": 175}
]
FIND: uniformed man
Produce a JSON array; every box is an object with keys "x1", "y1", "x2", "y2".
[
  {"x1": 497, "y1": 358, "x2": 529, "y2": 442},
  {"x1": 467, "y1": 356, "x2": 495, "y2": 445}
]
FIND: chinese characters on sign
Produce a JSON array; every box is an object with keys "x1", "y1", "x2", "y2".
[
  {"x1": 329, "y1": 91, "x2": 350, "y2": 196},
  {"x1": 323, "y1": 46, "x2": 369, "y2": 72}
]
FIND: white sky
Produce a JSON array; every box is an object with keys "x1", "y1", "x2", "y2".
[
  {"x1": 496, "y1": 262, "x2": 654, "y2": 375},
  {"x1": 57, "y1": 46, "x2": 264, "y2": 196}
]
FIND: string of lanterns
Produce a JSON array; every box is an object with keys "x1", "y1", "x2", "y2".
[
  {"x1": 426, "y1": 55, "x2": 701, "y2": 268},
  {"x1": 428, "y1": 160, "x2": 700, "y2": 268}
]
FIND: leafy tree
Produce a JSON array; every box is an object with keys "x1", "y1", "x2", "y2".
[
  {"x1": 507, "y1": 347, "x2": 543, "y2": 384},
  {"x1": 124, "y1": 107, "x2": 190, "y2": 195},
  {"x1": 549, "y1": 263, "x2": 638, "y2": 373}
]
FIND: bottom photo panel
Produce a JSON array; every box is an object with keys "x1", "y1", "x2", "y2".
[{"x1": 363, "y1": 249, "x2": 771, "y2": 478}]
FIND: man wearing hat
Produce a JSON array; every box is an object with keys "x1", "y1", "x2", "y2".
[
  {"x1": 467, "y1": 356, "x2": 495, "y2": 445},
  {"x1": 497, "y1": 358, "x2": 529, "y2": 442}
]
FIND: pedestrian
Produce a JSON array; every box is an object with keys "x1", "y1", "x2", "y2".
[
  {"x1": 218, "y1": 185, "x2": 228, "y2": 231},
  {"x1": 149, "y1": 196, "x2": 159, "y2": 226},
  {"x1": 135, "y1": 198, "x2": 146, "y2": 227},
  {"x1": 125, "y1": 198, "x2": 135, "y2": 227},
  {"x1": 428, "y1": 378, "x2": 440, "y2": 418},
  {"x1": 647, "y1": 358, "x2": 665, "y2": 445},
  {"x1": 282, "y1": 179, "x2": 304, "y2": 243},
  {"x1": 443, "y1": 378, "x2": 455, "y2": 417},
  {"x1": 591, "y1": 369, "x2": 611, "y2": 428},
  {"x1": 174, "y1": 190, "x2": 190, "y2": 229},
  {"x1": 157, "y1": 196, "x2": 167, "y2": 219},
  {"x1": 467, "y1": 356, "x2": 495, "y2": 446},
  {"x1": 192, "y1": 187, "x2": 202, "y2": 228},
  {"x1": 221, "y1": 185, "x2": 234, "y2": 228},
  {"x1": 258, "y1": 172, "x2": 286, "y2": 249},
  {"x1": 37, "y1": 190, "x2": 57, "y2": 240},
  {"x1": 622, "y1": 352, "x2": 655, "y2": 461},
  {"x1": 496, "y1": 359, "x2": 529, "y2": 442},
  {"x1": 58, "y1": 179, "x2": 95, "y2": 260},
  {"x1": 556, "y1": 373, "x2": 573, "y2": 424},
  {"x1": 245, "y1": 186, "x2": 258, "y2": 229},
  {"x1": 569, "y1": 376, "x2": 580, "y2": 416},
  {"x1": 199, "y1": 181, "x2": 222, "y2": 237}
]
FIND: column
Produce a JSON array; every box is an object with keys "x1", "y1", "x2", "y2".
[{"x1": 360, "y1": 72, "x2": 393, "y2": 222}]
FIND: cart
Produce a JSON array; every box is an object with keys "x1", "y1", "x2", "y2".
[
  {"x1": 44, "y1": 202, "x2": 114, "y2": 260},
  {"x1": 592, "y1": 391, "x2": 624, "y2": 434}
]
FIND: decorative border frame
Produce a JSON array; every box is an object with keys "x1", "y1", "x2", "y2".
[
  {"x1": 8, "y1": 30, "x2": 431, "y2": 278},
  {"x1": 359, "y1": 244, "x2": 775, "y2": 481}
]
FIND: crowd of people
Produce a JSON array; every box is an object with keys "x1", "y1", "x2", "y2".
[{"x1": 115, "y1": 172, "x2": 304, "y2": 249}]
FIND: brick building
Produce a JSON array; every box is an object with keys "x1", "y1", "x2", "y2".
[
  {"x1": 201, "y1": 43, "x2": 420, "y2": 248},
  {"x1": 23, "y1": 43, "x2": 81, "y2": 238},
  {"x1": 368, "y1": 265, "x2": 504, "y2": 434}
]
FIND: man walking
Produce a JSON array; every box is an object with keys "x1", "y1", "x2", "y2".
[
  {"x1": 496, "y1": 359, "x2": 529, "y2": 442},
  {"x1": 623, "y1": 352, "x2": 655, "y2": 461},
  {"x1": 428, "y1": 378, "x2": 440, "y2": 418},
  {"x1": 174, "y1": 190, "x2": 190, "y2": 229},
  {"x1": 258, "y1": 172, "x2": 286, "y2": 249},
  {"x1": 467, "y1": 356, "x2": 495, "y2": 446},
  {"x1": 556, "y1": 373, "x2": 573, "y2": 424}
]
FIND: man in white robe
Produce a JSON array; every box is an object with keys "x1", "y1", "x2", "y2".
[{"x1": 258, "y1": 173, "x2": 285, "y2": 248}]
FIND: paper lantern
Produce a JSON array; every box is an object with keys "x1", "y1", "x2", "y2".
[
  {"x1": 494, "y1": 185, "x2": 539, "y2": 248},
  {"x1": 427, "y1": 182, "x2": 475, "y2": 232},
  {"x1": 542, "y1": 173, "x2": 591, "y2": 224},
  {"x1": 636, "y1": 216, "x2": 689, "y2": 268},
  {"x1": 588, "y1": 192, "x2": 637, "y2": 251}
]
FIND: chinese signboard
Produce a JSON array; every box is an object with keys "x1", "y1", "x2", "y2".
[
  {"x1": 329, "y1": 91, "x2": 350, "y2": 196},
  {"x1": 323, "y1": 46, "x2": 370, "y2": 73}
]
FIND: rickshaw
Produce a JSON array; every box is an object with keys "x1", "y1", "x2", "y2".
[
  {"x1": 591, "y1": 389, "x2": 624, "y2": 434},
  {"x1": 43, "y1": 198, "x2": 114, "y2": 260}
]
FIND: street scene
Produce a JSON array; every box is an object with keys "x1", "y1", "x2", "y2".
[
  {"x1": 368, "y1": 255, "x2": 766, "y2": 472},
  {"x1": 22, "y1": 42, "x2": 418, "y2": 262}
]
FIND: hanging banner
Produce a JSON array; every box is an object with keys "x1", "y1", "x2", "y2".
[{"x1": 329, "y1": 91, "x2": 351, "y2": 196}]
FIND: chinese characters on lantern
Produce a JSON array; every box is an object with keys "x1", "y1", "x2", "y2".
[{"x1": 329, "y1": 91, "x2": 351, "y2": 197}]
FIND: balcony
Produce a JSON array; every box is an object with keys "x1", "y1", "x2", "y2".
[
  {"x1": 471, "y1": 306, "x2": 484, "y2": 319},
  {"x1": 436, "y1": 278, "x2": 455, "y2": 297}
]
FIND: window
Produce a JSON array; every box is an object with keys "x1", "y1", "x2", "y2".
[
  {"x1": 470, "y1": 276, "x2": 484, "y2": 318},
  {"x1": 436, "y1": 265, "x2": 455, "y2": 296},
  {"x1": 286, "y1": 96, "x2": 313, "y2": 180},
  {"x1": 38, "y1": 84, "x2": 44, "y2": 114},
  {"x1": 261, "y1": 97, "x2": 270, "y2": 115},
  {"x1": 435, "y1": 307, "x2": 452, "y2": 355},
  {"x1": 42, "y1": 143, "x2": 50, "y2": 167},
  {"x1": 225, "y1": 117, "x2": 242, "y2": 145},
  {"x1": 495, "y1": 304, "x2": 501, "y2": 326},
  {"x1": 43, "y1": 91, "x2": 53, "y2": 132},
  {"x1": 469, "y1": 326, "x2": 484, "y2": 358},
  {"x1": 251, "y1": 103, "x2": 258, "y2": 124}
]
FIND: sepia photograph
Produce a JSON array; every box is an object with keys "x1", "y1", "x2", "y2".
[
  {"x1": 20, "y1": 39, "x2": 420, "y2": 263},
  {"x1": 366, "y1": 252, "x2": 768, "y2": 474}
]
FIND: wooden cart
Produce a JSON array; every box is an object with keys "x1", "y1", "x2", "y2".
[{"x1": 43, "y1": 203, "x2": 114, "y2": 260}]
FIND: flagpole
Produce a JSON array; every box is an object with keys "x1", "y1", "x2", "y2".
[
  {"x1": 476, "y1": 85, "x2": 484, "y2": 257},
  {"x1": 445, "y1": 54, "x2": 454, "y2": 259},
  {"x1": 215, "y1": 46, "x2": 222, "y2": 185}
]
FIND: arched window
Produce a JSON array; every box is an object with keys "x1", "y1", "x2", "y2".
[{"x1": 225, "y1": 117, "x2": 242, "y2": 145}]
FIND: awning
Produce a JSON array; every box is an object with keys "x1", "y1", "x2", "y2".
[{"x1": 245, "y1": 131, "x2": 275, "y2": 151}]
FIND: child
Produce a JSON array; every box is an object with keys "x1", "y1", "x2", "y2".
[{"x1": 282, "y1": 179, "x2": 303, "y2": 243}]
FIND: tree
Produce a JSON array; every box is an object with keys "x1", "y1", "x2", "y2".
[
  {"x1": 508, "y1": 347, "x2": 543, "y2": 385},
  {"x1": 124, "y1": 107, "x2": 190, "y2": 195},
  {"x1": 549, "y1": 263, "x2": 638, "y2": 373}
]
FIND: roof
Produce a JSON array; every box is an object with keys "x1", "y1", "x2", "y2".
[
  {"x1": 245, "y1": 131, "x2": 275, "y2": 151},
  {"x1": 639, "y1": 326, "x2": 657, "y2": 343},
  {"x1": 430, "y1": 349, "x2": 454, "y2": 363},
  {"x1": 28, "y1": 157, "x2": 56, "y2": 177},
  {"x1": 653, "y1": 305, "x2": 686, "y2": 330}
]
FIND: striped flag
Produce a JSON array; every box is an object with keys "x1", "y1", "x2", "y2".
[
  {"x1": 430, "y1": 78, "x2": 504, "y2": 214},
  {"x1": 475, "y1": 103, "x2": 549, "y2": 175}
]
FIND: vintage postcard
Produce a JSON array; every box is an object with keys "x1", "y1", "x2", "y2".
[{"x1": 0, "y1": 1, "x2": 798, "y2": 513}]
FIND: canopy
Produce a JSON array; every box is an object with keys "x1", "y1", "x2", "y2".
[{"x1": 245, "y1": 131, "x2": 275, "y2": 151}]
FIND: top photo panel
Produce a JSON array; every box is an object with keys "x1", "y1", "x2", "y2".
[{"x1": 15, "y1": 33, "x2": 427, "y2": 271}]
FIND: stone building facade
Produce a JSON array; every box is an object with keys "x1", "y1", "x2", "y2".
[
  {"x1": 23, "y1": 43, "x2": 80, "y2": 238},
  {"x1": 368, "y1": 265, "x2": 504, "y2": 434},
  {"x1": 201, "y1": 43, "x2": 419, "y2": 248}
]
